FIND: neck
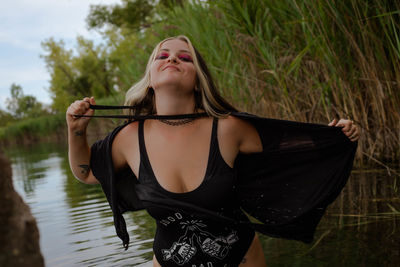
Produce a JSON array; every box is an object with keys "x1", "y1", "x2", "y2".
[{"x1": 154, "y1": 88, "x2": 196, "y2": 115}]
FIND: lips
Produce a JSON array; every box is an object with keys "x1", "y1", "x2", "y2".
[{"x1": 163, "y1": 65, "x2": 180, "y2": 71}]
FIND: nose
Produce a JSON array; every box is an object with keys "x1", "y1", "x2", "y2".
[{"x1": 168, "y1": 55, "x2": 178, "y2": 63}]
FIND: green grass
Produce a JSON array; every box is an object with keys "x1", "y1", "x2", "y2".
[
  {"x1": 0, "y1": 94, "x2": 125, "y2": 143},
  {"x1": 3, "y1": 0, "x2": 400, "y2": 161},
  {"x1": 147, "y1": 0, "x2": 400, "y2": 161},
  {"x1": 0, "y1": 113, "x2": 65, "y2": 141}
]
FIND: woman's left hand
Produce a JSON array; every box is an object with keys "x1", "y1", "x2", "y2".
[{"x1": 328, "y1": 119, "x2": 359, "y2": 142}]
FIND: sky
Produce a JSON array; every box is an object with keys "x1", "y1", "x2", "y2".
[{"x1": 0, "y1": 0, "x2": 121, "y2": 110}]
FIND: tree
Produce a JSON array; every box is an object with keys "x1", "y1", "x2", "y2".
[
  {"x1": 5, "y1": 83, "x2": 45, "y2": 119},
  {"x1": 0, "y1": 109, "x2": 14, "y2": 127},
  {"x1": 6, "y1": 83, "x2": 23, "y2": 117},
  {"x1": 41, "y1": 37, "x2": 116, "y2": 112},
  {"x1": 86, "y1": 0, "x2": 185, "y2": 32},
  {"x1": 86, "y1": 0, "x2": 156, "y2": 31}
]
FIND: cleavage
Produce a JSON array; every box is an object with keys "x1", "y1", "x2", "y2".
[{"x1": 143, "y1": 118, "x2": 213, "y2": 193}]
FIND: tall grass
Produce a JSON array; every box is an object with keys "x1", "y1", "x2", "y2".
[
  {"x1": 150, "y1": 0, "x2": 400, "y2": 162},
  {"x1": 0, "y1": 114, "x2": 65, "y2": 144},
  {"x1": 0, "y1": 94, "x2": 124, "y2": 146},
  {"x1": 3, "y1": 1, "x2": 399, "y2": 162}
]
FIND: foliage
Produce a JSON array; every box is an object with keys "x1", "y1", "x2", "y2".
[
  {"x1": 0, "y1": 95, "x2": 124, "y2": 144},
  {"x1": 5, "y1": 0, "x2": 400, "y2": 162},
  {"x1": 41, "y1": 37, "x2": 117, "y2": 113},
  {"x1": 86, "y1": 0, "x2": 184, "y2": 32},
  {"x1": 86, "y1": 0, "x2": 156, "y2": 30},
  {"x1": 0, "y1": 109, "x2": 14, "y2": 128},
  {"x1": 5, "y1": 83, "x2": 47, "y2": 119},
  {"x1": 139, "y1": 0, "x2": 399, "y2": 161},
  {"x1": 0, "y1": 113, "x2": 65, "y2": 142}
]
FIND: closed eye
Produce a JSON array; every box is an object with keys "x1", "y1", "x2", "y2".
[
  {"x1": 156, "y1": 52, "x2": 169, "y2": 60},
  {"x1": 178, "y1": 55, "x2": 193, "y2": 62}
]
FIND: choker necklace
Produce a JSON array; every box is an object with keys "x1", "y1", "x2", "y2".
[{"x1": 159, "y1": 117, "x2": 196, "y2": 126}]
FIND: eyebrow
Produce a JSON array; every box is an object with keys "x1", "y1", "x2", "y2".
[{"x1": 160, "y1": 48, "x2": 191, "y2": 53}]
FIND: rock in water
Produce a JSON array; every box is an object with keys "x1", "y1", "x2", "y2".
[{"x1": 0, "y1": 153, "x2": 44, "y2": 267}]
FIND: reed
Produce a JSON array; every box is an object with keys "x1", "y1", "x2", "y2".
[
  {"x1": 0, "y1": 114, "x2": 65, "y2": 145},
  {"x1": 150, "y1": 0, "x2": 400, "y2": 162},
  {"x1": 0, "y1": 95, "x2": 124, "y2": 146},
  {"x1": 3, "y1": 0, "x2": 399, "y2": 162}
]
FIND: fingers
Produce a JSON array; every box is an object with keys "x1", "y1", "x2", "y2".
[
  {"x1": 328, "y1": 118, "x2": 359, "y2": 142},
  {"x1": 72, "y1": 100, "x2": 89, "y2": 117},
  {"x1": 344, "y1": 124, "x2": 356, "y2": 136},
  {"x1": 67, "y1": 97, "x2": 95, "y2": 118},
  {"x1": 336, "y1": 119, "x2": 352, "y2": 131},
  {"x1": 348, "y1": 125, "x2": 359, "y2": 142},
  {"x1": 328, "y1": 118, "x2": 337, "y2": 126},
  {"x1": 87, "y1": 96, "x2": 95, "y2": 116},
  {"x1": 82, "y1": 97, "x2": 91, "y2": 106}
]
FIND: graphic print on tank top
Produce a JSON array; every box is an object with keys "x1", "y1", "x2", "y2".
[
  {"x1": 138, "y1": 118, "x2": 252, "y2": 266},
  {"x1": 161, "y1": 218, "x2": 239, "y2": 265}
]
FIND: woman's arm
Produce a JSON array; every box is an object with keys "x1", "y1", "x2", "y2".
[
  {"x1": 237, "y1": 118, "x2": 263, "y2": 154},
  {"x1": 66, "y1": 96, "x2": 99, "y2": 184},
  {"x1": 235, "y1": 116, "x2": 359, "y2": 155},
  {"x1": 219, "y1": 116, "x2": 263, "y2": 156}
]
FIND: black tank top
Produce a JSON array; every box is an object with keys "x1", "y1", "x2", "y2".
[{"x1": 138, "y1": 118, "x2": 255, "y2": 267}]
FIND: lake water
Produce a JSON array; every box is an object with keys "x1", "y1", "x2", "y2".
[{"x1": 5, "y1": 142, "x2": 400, "y2": 267}]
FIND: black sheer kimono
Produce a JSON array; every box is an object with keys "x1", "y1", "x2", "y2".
[{"x1": 89, "y1": 112, "x2": 357, "y2": 249}]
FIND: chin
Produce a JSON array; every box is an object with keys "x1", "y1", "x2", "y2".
[
  {"x1": 153, "y1": 81, "x2": 195, "y2": 92},
  {"x1": 155, "y1": 86, "x2": 195, "y2": 95}
]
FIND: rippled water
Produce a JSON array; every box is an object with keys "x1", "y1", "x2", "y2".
[
  {"x1": 8, "y1": 143, "x2": 154, "y2": 267},
  {"x1": 5, "y1": 142, "x2": 400, "y2": 267}
]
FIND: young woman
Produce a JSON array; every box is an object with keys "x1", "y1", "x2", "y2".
[{"x1": 66, "y1": 35, "x2": 359, "y2": 266}]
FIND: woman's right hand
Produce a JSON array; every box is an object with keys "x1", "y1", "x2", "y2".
[{"x1": 66, "y1": 96, "x2": 96, "y2": 132}]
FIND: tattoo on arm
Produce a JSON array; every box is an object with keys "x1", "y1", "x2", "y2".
[
  {"x1": 78, "y1": 164, "x2": 90, "y2": 175},
  {"x1": 74, "y1": 130, "x2": 85, "y2": 136}
]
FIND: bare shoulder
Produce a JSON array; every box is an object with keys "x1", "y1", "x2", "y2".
[
  {"x1": 219, "y1": 115, "x2": 262, "y2": 154},
  {"x1": 219, "y1": 115, "x2": 257, "y2": 136},
  {"x1": 114, "y1": 121, "x2": 139, "y2": 140},
  {"x1": 111, "y1": 121, "x2": 140, "y2": 171}
]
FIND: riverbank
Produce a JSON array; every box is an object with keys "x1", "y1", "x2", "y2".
[
  {"x1": 1, "y1": 110, "x2": 399, "y2": 168},
  {"x1": 0, "y1": 115, "x2": 118, "y2": 147},
  {"x1": 0, "y1": 114, "x2": 65, "y2": 147},
  {"x1": 0, "y1": 95, "x2": 124, "y2": 147},
  {"x1": 0, "y1": 151, "x2": 44, "y2": 267}
]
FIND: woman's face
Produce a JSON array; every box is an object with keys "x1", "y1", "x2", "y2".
[{"x1": 150, "y1": 39, "x2": 197, "y2": 93}]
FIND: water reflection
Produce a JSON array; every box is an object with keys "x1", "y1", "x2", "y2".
[
  {"x1": 6, "y1": 142, "x2": 153, "y2": 267},
  {"x1": 4, "y1": 142, "x2": 399, "y2": 266},
  {"x1": 260, "y1": 169, "x2": 400, "y2": 267},
  {"x1": 7, "y1": 144, "x2": 55, "y2": 196}
]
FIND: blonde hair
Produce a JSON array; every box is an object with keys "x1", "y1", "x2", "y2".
[{"x1": 124, "y1": 35, "x2": 237, "y2": 117}]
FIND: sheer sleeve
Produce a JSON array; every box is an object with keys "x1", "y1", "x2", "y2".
[
  {"x1": 88, "y1": 113, "x2": 357, "y2": 248},
  {"x1": 89, "y1": 123, "x2": 144, "y2": 249},
  {"x1": 234, "y1": 112, "x2": 357, "y2": 242}
]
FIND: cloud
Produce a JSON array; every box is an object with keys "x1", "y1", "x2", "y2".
[
  {"x1": 0, "y1": 65, "x2": 49, "y2": 88},
  {"x1": 0, "y1": 0, "x2": 118, "y2": 51},
  {"x1": 0, "y1": 64, "x2": 51, "y2": 109},
  {"x1": 0, "y1": 0, "x2": 121, "y2": 108}
]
